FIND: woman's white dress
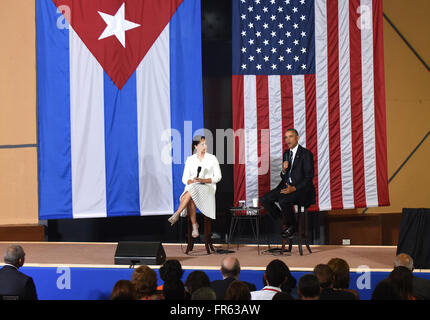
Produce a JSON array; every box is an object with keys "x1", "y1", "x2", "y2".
[{"x1": 179, "y1": 153, "x2": 222, "y2": 220}]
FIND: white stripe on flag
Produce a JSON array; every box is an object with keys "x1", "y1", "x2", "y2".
[
  {"x1": 360, "y1": 0, "x2": 378, "y2": 207},
  {"x1": 268, "y1": 75, "x2": 283, "y2": 190},
  {"x1": 314, "y1": 0, "x2": 331, "y2": 211},
  {"x1": 69, "y1": 27, "x2": 107, "y2": 218},
  {"x1": 292, "y1": 75, "x2": 306, "y2": 148},
  {"x1": 137, "y1": 24, "x2": 174, "y2": 215},
  {"x1": 244, "y1": 75, "x2": 259, "y2": 205},
  {"x1": 338, "y1": 0, "x2": 355, "y2": 209}
]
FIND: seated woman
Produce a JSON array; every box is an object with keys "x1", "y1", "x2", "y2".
[{"x1": 168, "y1": 135, "x2": 222, "y2": 238}]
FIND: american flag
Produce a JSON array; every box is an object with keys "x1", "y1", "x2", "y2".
[{"x1": 232, "y1": 0, "x2": 389, "y2": 211}]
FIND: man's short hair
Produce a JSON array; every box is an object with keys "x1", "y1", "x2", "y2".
[
  {"x1": 285, "y1": 128, "x2": 299, "y2": 136},
  {"x1": 4, "y1": 245, "x2": 25, "y2": 266},
  {"x1": 313, "y1": 264, "x2": 333, "y2": 289},
  {"x1": 298, "y1": 274, "x2": 320, "y2": 298},
  {"x1": 265, "y1": 260, "x2": 288, "y2": 287}
]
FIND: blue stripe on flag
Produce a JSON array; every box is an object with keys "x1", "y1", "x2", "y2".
[
  {"x1": 169, "y1": 0, "x2": 204, "y2": 211},
  {"x1": 103, "y1": 72, "x2": 141, "y2": 217},
  {"x1": 37, "y1": 0, "x2": 73, "y2": 220}
]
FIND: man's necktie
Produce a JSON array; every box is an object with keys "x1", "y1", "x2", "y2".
[{"x1": 288, "y1": 151, "x2": 293, "y2": 183}]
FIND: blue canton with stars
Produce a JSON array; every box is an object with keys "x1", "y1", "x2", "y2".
[{"x1": 233, "y1": 0, "x2": 315, "y2": 75}]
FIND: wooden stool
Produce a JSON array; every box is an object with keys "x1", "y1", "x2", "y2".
[
  {"x1": 281, "y1": 205, "x2": 312, "y2": 255},
  {"x1": 185, "y1": 216, "x2": 215, "y2": 255}
]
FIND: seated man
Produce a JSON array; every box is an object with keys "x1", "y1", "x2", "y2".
[
  {"x1": 394, "y1": 253, "x2": 430, "y2": 300},
  {"x1": 210, "y1": 256, "x2": 256, "y2": 300},
  {"x1": 0, "y1": 245, "x2": 38, "y2": 300},
  {"x1": 251, "y1": 259, "x2": 288, "y2": 300},
  {"x1": 260, "y1": 128, "x2": 315, "y2": 238}
]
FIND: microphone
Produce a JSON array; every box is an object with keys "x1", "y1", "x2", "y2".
[{"x1": 197, "y1": 166, "x2": 202, "y2": 178}]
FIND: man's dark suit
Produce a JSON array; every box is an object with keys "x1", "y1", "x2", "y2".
[
  {"x1": 211, "y1": 278, "x2": 256, "y2": 300},
  {"x1": 0, "y1": 265, "x2": 38, "y2": 300},
  {"x1": 260, "y1": 144, "x2": 315, "y2": 228}
]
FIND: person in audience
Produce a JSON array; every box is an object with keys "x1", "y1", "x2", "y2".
[
  {"x1": 191, "y1": 286, "x2": 217, "y2": 300},
  {"x1": 251, "y1": 259, "x2": 288, "y2": 300},
  {"x1": 131, "y1": 265, "x2": 163, "y2": 300},
  {"x1": 210, "y1": 256, "x2": 256, "y2": 300},
  {"x1": 394, "y1": 253, "x2": 430, "y2": 300},
  {"x1": 184, "y1": 270, "x2": 211, "y2": 298},
  {"x1": 272, "y1": 291, "x2": 294, "y2": 300},
  {"x1": 298, "y1": 274, "x2": 320, "y2": 300},
  {"x1": 313, "y1": 264, "x2": 355, "y2": 300},
  {"x1": 225, "y1": 280, "x2": 251, "y2": 300},
  {"x1": 157, "y1": 259, "x2": 184, "y2": 291},
  {"x1": 110, "y1": 280, "x2": 137, "y2": 300},
  {"x1": 280, "y1": 263, "x2": 298, "y2": 299},
  {"x1": 371, "y1": 278, "x2": 401, "y2": 300},
  {"x1": 327, "y1": 258, "x2": 360, "y2": 300},
  {"x1": 0, "y1": 245, "x2": 38, "y2": 300},
  {"x1": 163, "y1": 279, "x2": 186, "y2": 300},
  {"x1": 389, "y1": 266, "x2": 415, "y2": 300}
]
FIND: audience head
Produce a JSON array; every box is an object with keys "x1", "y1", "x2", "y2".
[
  {"x1": 389, "y1": 266, "x2": 414, "y2": 300},
  {"x1": 280, "y1": 263, "x2": 297, "y2": 293},
  {"x1": 298, "y1": 274, "x2": 320, "y2": 300},
  {"x1": 272, "y1": 292, "x2": 294, "y2": 300},
  {"x1": 327, "y1": 258, "x2": 350, "y2": 289},
  {"x1": 184, "y1": 271, "x2": 210, "y2": 295},
  {"x1": 110, "y1": 280, "x2": 137, "y2": 300},
  {"x1": 131, "y1": 265, "x2": 158, "y2": 299},
  {"x1": 225, "y1": 280, "x2": 251, "y2": 300},
  {"x1": 371, "y1": 278, "x2": 401, "y2": 300},
  {"x1": 163, "y1": 279, "x2": 186, "y2": 300},
  {"x1": 191, "y1": 287, "x2": 216, "y2": 300},
  {"x1": 394, "y1": 253, "x2": 414, "y2": 271},
  {"x1": 159, "y1": 259, "x2": 184, "y2": 282},
  {"x1": 4, "y1": 244, "x2": 26, "y2": 268},
  {"x1": 265, "y1": 259, "x2": 288, "y2": 288},
  {"x1": 220, "y1": 256, "x2": 241, "y2": 279},
  {"x1": 313, "y1": 264, "x2": 334, "y2": 289}
]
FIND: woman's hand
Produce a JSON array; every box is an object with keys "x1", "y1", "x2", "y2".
[{"x1": 194, "y1": 178, "x2": 212, "y2": 184}]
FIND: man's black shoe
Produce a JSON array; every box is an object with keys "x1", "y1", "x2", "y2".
[{"x1": 280, "y1": 226, "x2": 296, "y2": 239}]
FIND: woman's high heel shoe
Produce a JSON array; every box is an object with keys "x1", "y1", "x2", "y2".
[
  {"x1": 168, "y1": 212, "x2": 180, "y2": 226},
  {"x1": 192, "y1": 223, "x2": 199, "y2": 238}
]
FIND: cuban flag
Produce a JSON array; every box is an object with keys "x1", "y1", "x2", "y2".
[{"x1": 36, "y1": 0, "x2": 203, "y2": 219}]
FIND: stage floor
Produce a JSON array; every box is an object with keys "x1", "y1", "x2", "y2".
[{"x1": 0, "y1": 241, "x2": 411, "y2": 272}]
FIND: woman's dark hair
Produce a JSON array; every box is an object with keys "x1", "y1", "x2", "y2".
[
  {"x1": 184, "y1": 270, "x2": 210, "y2": 295},
  {"x1": 191, "y1": 135, "x2": 205, "y2": 153},
  {"x1": 225, "y1": 280, "x2": 251, "y2": 300},
  {"x1": 389, "y1": 266, "x2": 414, "y2": 300},
  {"x1": 328, "y1": 258, "x2": 350, "y2": 289},
  {"x1": 110, "y1": 280, "x2": 137, "y2": 300},
  {"x1": 159, "y1": 259, "x2": 184, "y2": 282},
  {"x1": 281, "y1": 264, "x2": 297, "y2": 293}
]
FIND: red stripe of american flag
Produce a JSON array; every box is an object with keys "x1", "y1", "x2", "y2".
[
  {"x1": 372, "y1": 0, "x2": 389, "y2": 207},
  {"x1": 349, "y1": 0, "x2": 366, "y2": 208},
  {"x1": 232, "y1": 75, "x2": 245, "y2": 206},
  {"x1": 304, "y1": 74, "x2": 319, "y2": 211},
  {"x1": 327, "y1": 0, "x2": 343, "y2": 210},
  {"x1": 256, "y1": 76, "x2": 271, "y2": 199}
]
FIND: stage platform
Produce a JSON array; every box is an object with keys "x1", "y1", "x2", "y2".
[
  {"x1": 1, "y1": 242, "x2": 429, "y2": 300},
  {"x1": 0, "y1": 241, "x2": 403, "y2": 271}
]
